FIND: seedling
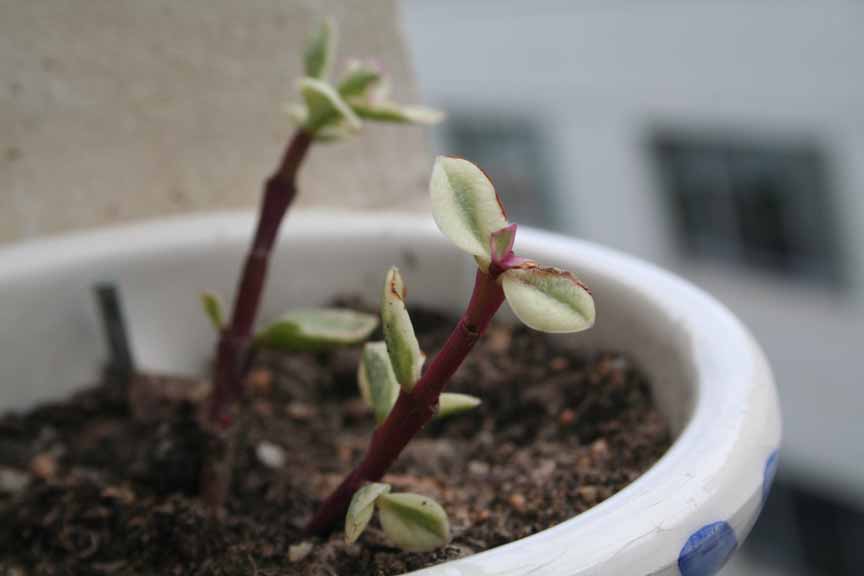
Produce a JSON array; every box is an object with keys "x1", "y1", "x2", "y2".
[
  {"x1": 199, "y1": 20, "x2": 441, "y2": 510},
  {"x1": 192, "y1": 19, "x2": 594, "y2": 555},
  {"x1": 306, "y1": 156, "x2": 596, "y2": 544}
]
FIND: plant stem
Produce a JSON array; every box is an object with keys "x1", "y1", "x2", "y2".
[
  {"x1": 201, "y1": 128, "x2": 312, "y2": 511},
  {"x1": 306, "y1": 269, "x2": 505, "y2": 535},
  {"x1": 207, "y1": 129, "x2": 312, "y2": 428}
]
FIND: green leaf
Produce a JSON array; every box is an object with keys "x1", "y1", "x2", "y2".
[
  {"x1": 200, "y1": 291, "x2": 224, "y2": 331},
  {"x1": 381, "y1": 268, "x2": 424, "y2": 392},
  {"x1": 312, "y1": 123, "x2": 356, "y2": 143},
  {"x1": 377, "y1": 493, "x2": 450, "y2": 552},
  {"x1": 501, "y1": 265, "x2": 595, "y2": 333},
  {"x1": 351, "y1": 102, "x2": 444, "y2": 125},
  {"x1": 358, "y1": 342, "x2": 400, "y2": 424},
  {"x1": 304, "y1": 19, "x2": 335, "y2": 79},
  {"x1": 255, "y1": 308, "x2": 378, "y2": 352},
  {"x1": 345, "y1": 482, "x2": 391, "y2": 545},
  {"x1": 338, "y1": 61, "x2": 382, "y2": 99},
  {"x1": 436, "y1": 393, "x2": 481, "y2": 419},
  {"x1": 299, "y1": 78, "x2": 361, "y2": 133},
  {"x1": 429, "y1": 156, "x2": 509, "y2": 262}
]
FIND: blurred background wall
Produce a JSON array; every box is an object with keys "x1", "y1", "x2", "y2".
[
  {"x1": 0, "y1": 0, "x2": 431, "y2": 245},
  {"x1": 401, "y1": 1, "x2": 864, "y2": 574}
]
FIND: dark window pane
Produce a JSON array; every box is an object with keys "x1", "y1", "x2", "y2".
[{"x1": 651, "y1": 131, "x2": 843, "y2": 287}]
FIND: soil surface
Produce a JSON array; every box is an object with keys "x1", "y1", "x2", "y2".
[{"x1": 0, "y1": 307, "x2": 669, "y2": 575}]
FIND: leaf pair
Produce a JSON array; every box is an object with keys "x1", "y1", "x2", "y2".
[
  {"x1": 345, "y1": 483, "x2": 450, "y2": 552},
  {"x1": 199, "y1": 292, "x2": 378, "y2": 352},
  {"x1": 358, "y1": 268, "x2": 481, "y2": 424},
  {"x1": 293, "y1": 21, "x2": 443, "y2": 140},
  {"x1": 430, "y1": 157, "x2": 596, "y2": 334}
]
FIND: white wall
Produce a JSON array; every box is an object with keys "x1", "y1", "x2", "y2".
[
  {"x1": 0, "y1": 0, "x2": 431, "y2": 244},
  {"x1": 403, "y1": 0, "x2": 864, "y2": 507}
]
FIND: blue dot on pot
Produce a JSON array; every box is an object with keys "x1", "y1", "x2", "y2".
[
  {"x1": 763, "y1": 449, "x2": 779, "y2": 502},
  {"x1": 678, "y1": 521, "x2": 738, "y2": 576}
]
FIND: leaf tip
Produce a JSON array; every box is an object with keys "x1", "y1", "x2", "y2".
[{"x1": 199, "y1": 291, "x2": 224, "y2": 331}]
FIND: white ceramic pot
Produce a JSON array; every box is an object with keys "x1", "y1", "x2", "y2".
[{"x1": 0, "y1": 211, "x2": 780, "y2": 576}]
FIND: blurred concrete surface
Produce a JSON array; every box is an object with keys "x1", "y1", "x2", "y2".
[{"x1": 0, "y1": 0, "x2": 432, "y2": 244}]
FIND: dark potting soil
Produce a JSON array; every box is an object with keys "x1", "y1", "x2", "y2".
[{"x1": 0, "y1": 306, "x2": 670, "y2": 575}]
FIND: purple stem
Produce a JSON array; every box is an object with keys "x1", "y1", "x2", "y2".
[
  {"x1": 208, "y1": 129, "x2": 313, "y2": 427},
  {"x1": 306, "y1": 268, "x2": 505, "y2": 535}
]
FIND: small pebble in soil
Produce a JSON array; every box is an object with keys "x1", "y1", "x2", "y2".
[
  {"x1": 29, "y1": 452, "x2": 58, "y2": 480},
  {"x1": 246, "y1": 368, "x2": 273, "y2": 396},
  {"x1": 0, "y1": 467, "x2": 29, "y2": 494},
  {"x1": 256, "y1": 441, "x2": 286, "y2": 469},
  {"x1": 289, "y1": 541, "x2": 314, "y2": 562}
]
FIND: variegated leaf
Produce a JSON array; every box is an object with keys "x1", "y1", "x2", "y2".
[
  {"x1": 313, "y1": 123, "x2": 356, "y2": 143},
  {"x1": 377, "y1": 493, "x2": 450, "y2": 552},
  {"x1": 501, "y1": 266, "x2": 595, "y2": 333},
  {"x1": 285, "y1": 103, "x2": 308, "y2": 126},
  {"x1": 299, "y1": 78, "x2": 361, "y2": 133},
  {"x1": 358, "y1": 342, "x2": 400, "y2": 424},
  {"x1": 490, "y1": 223, "x2": 518, "y2": 264},
  {"x1": 381, "y1": 268, "x2": 424, "y2": 391},
  {"x1": 436, "y1": 393, "x2": 481, "y2": 419},
  {"x1": 345, "y1": 482, "x2": 391, "y2": 545},
  {"x1": 351, "y1": 102, "x2": 443, "y2": 125},
  {"x1": 338, "y1": 61, "x2": 382, "y2": 99},
  {"x1": 303, "y1": 20, "x2": 335, "y2": 79},
  {"x1": 429, "y1": 157, "x2": 508, "y2": 260},
  {"x1": 255, "y1": 308, "x2": 378, "y2": 352}
]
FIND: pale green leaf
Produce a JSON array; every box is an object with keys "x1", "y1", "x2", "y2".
[
  {"x1": 381, "y1": 267, "x2": 424, "y2": 391},
  {"x1": 358, "y1": 342, "x2": 400, "y2": 424},
  {"x1": 285, "y1": 103, "x2": 308, "y2": 126},
  {"x1": 255, "y1": 308, "x2": 378, "y2": 352},
  {"x1": 351, "y1": 102, "x2": 444, "y2": 125},
  {"x1": 200, "y1": 291, "x2": 224, "y2": 331},
  {"x1": 299, "y1": 78, "x2": 361, "y2": 133},
  {"x1": 490, "y1": 224, "x2": 517, "y2": 264},
  {"x1": 377, "y1": 493, "x2": 450, "y2": 552},
  {"x1": 312, "y1": 123, "x2": 355, "y2": 143},
  {"x1": 304, "y1": 20, "x2": 335, "y2": 79},
  {"x1": 345, "y1": 482, "x2": 391, "y2": 545},
  {"x1": 429, "y1": 156, "x2": 509, "y2": 260},
  {"x1": 436, "y1": 393, "x2": 481, "y2": 419},
  {"x1": 338, "y1": 61, "x2": 382, "y2": 99},
  {"x1": 502, "y1": 265, "x2": 595, "y2": 333}
]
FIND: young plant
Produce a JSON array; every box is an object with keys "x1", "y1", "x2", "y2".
[
  {"x1": 200, "y1": 20, "x2": 441, "y2": 510},
  {"x1": 348, "y1": 309, "x2": 480, "y2": 551},
  {"x1": 306, "y1": 156, "x2": 596, "y2": 538}
]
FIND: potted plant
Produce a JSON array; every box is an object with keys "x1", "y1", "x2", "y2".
[{"x1": 0, "y1": 22, "x2": 780, "y2": 576}]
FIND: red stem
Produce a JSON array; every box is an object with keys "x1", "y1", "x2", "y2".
[
  {"x1": 208, "y1": 129, "x2": 313, "y2": 427},
  {"x1": 306, "y1": 269, "x2": 505, "y2": 535}
]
